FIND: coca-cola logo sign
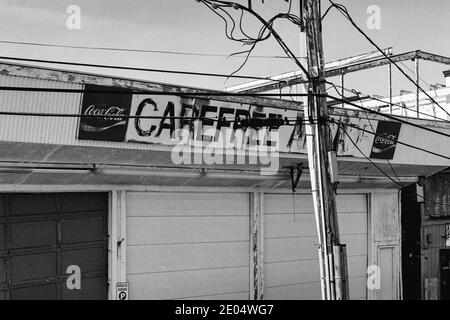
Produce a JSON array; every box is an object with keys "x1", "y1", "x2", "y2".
[
  {"x1": 370, "y1": 121, "x2": 402, "y2": 160},
  {"x1": 78, "y1": 84, "x2": 132, "y2": 142}
]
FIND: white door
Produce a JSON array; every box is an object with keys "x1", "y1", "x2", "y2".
[
  {"x1": 126, "y1": 192, "x2": 250, "y2": 300},
  {"x1": 263, "y1": 193, "x2": 368, "y2": 300}
]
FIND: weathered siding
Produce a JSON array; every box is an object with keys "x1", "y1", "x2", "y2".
[{"x1": 421, "y1": 172, "x2": 450, "y2": 299}]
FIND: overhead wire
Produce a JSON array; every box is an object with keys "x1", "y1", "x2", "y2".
[
  {"x1": 0, "y1": 39, "x2": 305, "y2": 59},
  {"x1": 327, "y1": 116, "x2": 450, "y2": 161},
  {"x1": 0, "y1": 84, "x2": 449, "y2": 141},
  {"x1": 326, "y1": 93, "x2": 450, "y2": 139},
  {"x1": 325, "y1": 0, "x2": 450, "y2": 118},
  {"x1": 336, "y1": 119, "x2": 450, "y2": 207},
  {"x1": 325, "y1": 81, "x2": 448, "y2": 122},
  {"x1": 0, "y1": 55, "x2": 284, "y2": 83},
  {"x1": 198, "y1": 0, "x2": 310, "y2": 78}
]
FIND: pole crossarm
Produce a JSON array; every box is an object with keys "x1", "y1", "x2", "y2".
[{"x1": 226, "y1": 50, "x2": 450, "y2": 94}]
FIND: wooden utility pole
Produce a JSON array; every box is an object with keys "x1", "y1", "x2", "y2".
[{"x1": 301, "y1": 0, "x2": 348, "y2": 300}]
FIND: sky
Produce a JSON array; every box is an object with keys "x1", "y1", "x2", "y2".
[{"x1": 0, "y1": 0, "x2": 448, "y2": 97}]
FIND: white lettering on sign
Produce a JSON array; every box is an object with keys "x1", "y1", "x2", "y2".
[{"x1": 84, "y1": 105, "x2": 127, "y2": 121}]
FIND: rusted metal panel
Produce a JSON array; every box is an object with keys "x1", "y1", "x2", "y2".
[
  {"x1": 424, "y1": 278, "x2": 438, "y2": 300},
  {"x1": 424, "y1": 173, "x2": 450, "y2": 217}
]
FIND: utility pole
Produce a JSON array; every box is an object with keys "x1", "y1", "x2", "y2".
[{"x1": 301, "y1": 0, "x2": 349, "y2": 300}]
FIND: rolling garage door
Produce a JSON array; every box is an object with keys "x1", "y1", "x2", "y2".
[
  {"x1": 264, "y1": 193, "x2": 368, "y2": 300},
  {"x1": 126, "y1": 192, "x2": 250, "y2": 300},
  {"x1": 0, "y1": 193, "x2": 108, "y2": 300}
]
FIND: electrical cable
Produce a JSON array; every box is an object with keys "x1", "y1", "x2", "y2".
[
  {"x1": 0, "y1": 86, "x2": 312, "y2": 98},
  {"x1": 326, "y1": 0, "x2": 450, "y2": 118},
  {"x1": 325, "y1": 81, "x2": 448, "y2": 122},
  {"x1": 326, "y1": 93, "x2": 450, "y2": 139},
  {"x1": 325, "y1": 81, "x2": 448, "y2": 185},
  {"x1": 334, "y1": 120, "x2": 403, "y2": 187},
  {"x1": 1, "y1": 85, "x2": 449, "y2": 141},
  {"x1": 337, "y1": 119, "x2": 450, "y2": 207},
  {"x1": 0, "y1": 84, "x2": 449, "y2": 143},
  {"x1": 0, "y1": 108, "x2": 320, "y2": 127},
  {"x1": 0, "y1": 55, "x2": 283, "y2": 83},
  {"x1": 198, "y1": 0, "x2": 310, "y2": 78},
  {"x1": 327, "y1": 116, "x2": 450, "y2": 161},
  {"x1": 0, "y1": 39, "x2": 306, "y2": 59}
]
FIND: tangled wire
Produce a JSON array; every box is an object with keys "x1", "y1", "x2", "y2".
[{"x1": 196, "y1": 0, "x2": 309, "y2": 80}]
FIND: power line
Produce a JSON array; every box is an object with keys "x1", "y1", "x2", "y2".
[
  {"x1": 0, "y1": 108, "x2": 315, "y2": 126},
  {"x1": 326, "y1": 93, "x2": 450, "y2": 140},
  {"x1": 327, "y1": 116, "x2": 450, "y2": 161},
  {"x1": 198, "y1": 0, "x2": 310, "y2": 79},
  {"x1": 335, "y1": 120, "x2": 404, "y2": 187},
  {"x1": 0, "y1": 84, "x2": 449, "y2": 143},
  {"x1": 0, "y1": 55, "x2": 283, "y2": 83},
  {"x1": 345, "y1": 90, "x2": 406, "y2": 186},
  {"x1": 0, "y1": 86, "x2": 311, "y2": 98},
  {"x1": 398, "y1": 61, "x2": 432, "y2": 88},
  {"x1": 0, "y1": 39, "x2": 306, "y2": 60},
  {"x1": 325, "y1": 81, "x2": 448, "y2": 122},
  {"x1": 327, "y1": 0, "x2": 450, "y2": 118},
  {"x1": 337, "y1": 119, "x2": 450, "y2": 207},
  {"x1": 325, "y1": 81, "x2": 447, "y2": 186}
]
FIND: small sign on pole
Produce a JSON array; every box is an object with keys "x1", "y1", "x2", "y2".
[{"x1": 116, "y1": 282, "x2": 129, "y2": 300}]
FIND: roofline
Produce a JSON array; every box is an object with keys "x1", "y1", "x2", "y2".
[{"x1": 0, "y1": 59, "x2": 304, "y2": 111}]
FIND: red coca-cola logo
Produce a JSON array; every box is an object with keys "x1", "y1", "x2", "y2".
[{"x1": 84, "y1": 104, "x2": 126, "y2": 122}]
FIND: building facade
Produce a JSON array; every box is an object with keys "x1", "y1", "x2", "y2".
[{"x1": 0, "y1": 62, "x2": 448, "y2": 300}]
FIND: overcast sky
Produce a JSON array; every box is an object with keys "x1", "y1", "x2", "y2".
[{"x1": 0, "y1": 0, "x2": 448, "y2": 96}]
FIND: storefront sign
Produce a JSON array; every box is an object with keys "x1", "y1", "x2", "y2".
[
  {"x1": 125, "y1": 94, "x2": 296, "y2": 151},
  {"x1": 76, "y1": 86, "x2": 382, "y2": 158},
  {"x1": 370, "y1": 120, "x2": 402, "y2": 160},
  {"x1": 78, "y1": 84, "x2": 133, "y2": 142}
]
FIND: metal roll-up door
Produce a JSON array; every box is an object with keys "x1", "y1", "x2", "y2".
[
  {"x1": 126, "y1": 192, "x2": 250, "y2": 300},
  {"x1": 264, "y1": 193, "x2": 368, "y2": 300},
  {"x1": 0, "y1": 193, "x2": 108, "y2": 300}
]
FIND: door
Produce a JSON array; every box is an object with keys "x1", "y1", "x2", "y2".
[
  {"x1": 401, "y1": 183, "x2": 421, "y2": 300},
  {"x1": 263, "y1": 193, "x2": 368, "y2": 300},
  {"x1": 126, "y1": 191, "x2": 250, "y2": 300},
  {"x1": 440, "y1": 249, "x2": 450, "y2": 300},
  {"x1": 0, "y1": 193, "x2": 108, "y2": 300}
]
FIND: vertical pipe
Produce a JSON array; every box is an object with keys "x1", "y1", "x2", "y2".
[
  {"x1": 340, "y1": 73, "x2": 345, "y2": 109},
  {"x1": 249, "y1": 192, "x2": 264, "y2": 300},
  {"x1": 388, "y1": 63, "x2": 393, "y2": 114},
  {"x1": 415, "y1": 57, "x2": 420, "y2": 118},
  {"x1": 333, "y1": 245, "x2": 343, "y2": 299},
  {"x1": 328, "y1": 252, "x2": 336, "y2": 300},
  {"x1": 341, "y1": 244, "x2": 350, "y2": 299}
]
